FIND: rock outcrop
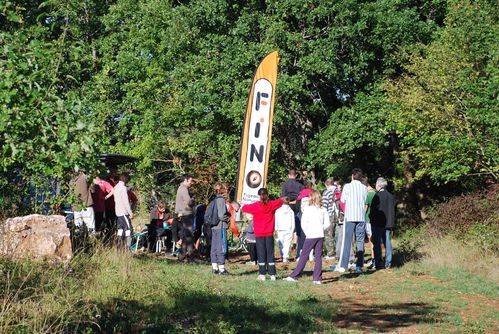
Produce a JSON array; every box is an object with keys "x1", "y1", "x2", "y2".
[{"x1": 0, "y1": 214, "x2": 72, "y2": 261}]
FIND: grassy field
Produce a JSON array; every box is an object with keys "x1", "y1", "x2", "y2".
[{"x1": 1, "y1": 238, "x2": 498, "y2": 334}]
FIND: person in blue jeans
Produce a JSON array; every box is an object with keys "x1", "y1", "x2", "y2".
[
  {"x1": 335, "y1": 168, "x2": 368, "y2": 274},
  {"x1": 369, "y1": 177, "x2": 395, "y2": 269}
]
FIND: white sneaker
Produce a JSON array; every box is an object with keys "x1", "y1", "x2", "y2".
[
  {"x1": 257, "y1": 275, "x2": 266, "y2": 281},
  {"x1": 348, "y1": 262, "x2": 356, "y2": 269},
  {"x1": 324, "y1": 256, "x2": 335, "y2": 261},
  {"x1": 296, "y1": 257, "x2": 300, "y2": 262},
  {"x1": 312, "y1": 280, "x2": 322, "y2": 285},
  {"x1": 334, "y1": 266, "x2": 346, "y2": 273},
  {"x1": 270, "y1": 275, "x2": 276, "y2": 281},
  {"x1": 284, "y1": 277, "x2": 298, "y2": 282}
]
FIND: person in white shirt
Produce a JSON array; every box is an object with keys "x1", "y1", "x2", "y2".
[
  {"x1": 336, "y1": 168, "x2": 368, "y2": 274},
  {"x1": 284, "y1": 190, "x2": 330, "y2": 284},
  {"x1": 106, "y1": 173, "x2": 133, "y2": 249},
  {"x1": 275, "y1": 199, "x2": 295, "y2": 262}
]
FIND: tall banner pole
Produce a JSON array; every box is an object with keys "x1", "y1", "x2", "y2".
[{"x1": 236, "y1": 51, "x2": 280, "y2": 205}]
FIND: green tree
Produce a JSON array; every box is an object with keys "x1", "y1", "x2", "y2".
[{"x1": 385, "y1": 0, "x2": 498, "y2": 184}]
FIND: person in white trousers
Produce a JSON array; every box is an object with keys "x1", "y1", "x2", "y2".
[{"x1": 275, "y1": 199, "x2": 295, "y2": 262}]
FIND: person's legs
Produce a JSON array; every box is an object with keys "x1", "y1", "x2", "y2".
[
  {"x1": 324, "y1": 222, "x2": 335, "y2": 257},
  {"x1": 82, "y1": 207, "x2": 95, "y2": 232},
  {"x1": 354, "y1": 221, "x2": 366, "y2": 268},
  {"x1": 277, "y1": 232, "x2": 285, "y2": 258},
  {"x1": 282, "y1": 232, "x2": 293, "y2": 260},
  {"x1": 148, "y1": 224, "x2": 157, "y2": 252},
  {"x1": 372, "y1": 227, "x2": 383, "y2": 268},
  {"x1": 297, "y1": 233, "x2": 305, "y2": 259},
  {"x1": 210, "y1": 229, "x2": 221, "y2": 269},
  {"x1": 339, "y1": 222, "x2": 355, "y2": 269},
  {"x1": 181, "y1": 215, "x2": 194, "y2": 258},
  {"x1": 255, "y1": 237, "x2": 267, "y2": 275},
  {"x1": 248, "y1": 242, "x2": 257, "y2": 262},
  {"x1": 94, "y1": 211, "x2": 104, "y2": 233},
  {"x1": 265, "y1": 236, "x2": 277, "y2": 276},
  {"x1": 313, "y1": 238, "x2": 324, "y2": 281},
  {"x1": 335, "y1": 223, "x2": 343, "y2": 258},
  {"x1": 384, "y1": 229, "x2": 393, "y2": 268},
  {"x1": 289, "y1": 238, "x2": 314, "y2": 278},
  {"x1": 365, "y1": 222, "x2": 374, "y2": 261}
]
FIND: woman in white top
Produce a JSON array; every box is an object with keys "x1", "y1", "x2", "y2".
[{"x1": 284, "y1": 190, "x2": 330, "y2": 284}]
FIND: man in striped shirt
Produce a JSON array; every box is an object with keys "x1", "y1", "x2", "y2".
[
  {"x1": 322, "y1": 178, "x2": 337, "y2": 260},
  {"x1": 337, "y1": 168, "x2": 368, "y2": 273}
]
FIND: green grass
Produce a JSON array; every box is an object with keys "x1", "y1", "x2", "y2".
[{"x1": 1, "y1": 241, "x2": 498, "y2": 333}]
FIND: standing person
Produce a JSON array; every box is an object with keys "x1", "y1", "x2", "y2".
[
  {"x1": 209, "y1": 183, "x2": 231, "y2": 275},
  {"x1": 104, "y1": 174, "x2": 119, "y2": 242},
  {"x1": 174, "y1": 174, "x2": 195, "y2": 261},
  {"x1": 111, "y1": 173, "x2": 134, "y2": 249},
  {"x1": 281, "y1": 169, "x2": 303, "y2": 214},
  {"x1": 284, "y1": 190, "x2": 330, "y2": 284},
  {"x1": 244, "y1": 213, "x2": 257, "y2": 265},
  {"x1": 370, "y1": 177, "x2": 395, "y2": 270},
  {"x1": 296, "y1": 181, "x2": 313, "y2": 260},
  {"x1": 193, "y1": 203, "x2": 207, "y2": 252},
  {"x1": 92, "y1": 176, "x2": 113, "y2": 234},
  {"x1": 336, "y1": 168, "x2": 368, "y2": 274},
  {"x1": 71, "y1": 172, "x2": 95, "y2": 233},
  {"x1": 275, "y1": 198, "x2": 295, "y2": 263},
  {"x1": 242, "y1": 188, "x2": 284, "y2": 281},
  {"x1": 331, "y1": 181, "x2": 354, "y2": 267},
  {"x1": 364, "y1": 180, "x2": 376, "y2": 268},
  {"x1": 322, "y1": 178, "x2": 337, "y2": 260}
]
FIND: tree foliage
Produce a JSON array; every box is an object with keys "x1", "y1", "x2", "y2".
[
  {"x1": 0, "y1": 0, "x2": 496, "y2": 216},
  {"x1": 385, "y1": 0, "x2": 498, "y2": 184}
]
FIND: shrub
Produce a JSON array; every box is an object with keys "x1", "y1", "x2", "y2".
[{"x1": 424, "y1": 184, "x2": 499, "y2": 254}]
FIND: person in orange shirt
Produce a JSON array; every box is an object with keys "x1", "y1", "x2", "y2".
[{"x1": 228, "y1": 201, "x2": 241, "y2": 238}]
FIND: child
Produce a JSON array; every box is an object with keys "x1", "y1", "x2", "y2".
[
  {"x1": 275, "y1": 199, "x2": 295, "y2": 262},
  {"x1": 241, "y1": 188, "x2": 284, "y2": 281},
  {"x1": 284, "y1": 190, "x2": 330, "y2": 284},
  {"x1": 244, "y1": 213, "x2": 257, "y2": 265}
]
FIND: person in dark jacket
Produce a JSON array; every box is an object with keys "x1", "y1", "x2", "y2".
[
  {"x1": 210, "y1": 182, "x2": 231, "y2": 275},
  {"x1": 369, "y1": 177, "x2": 395, "y2": 269},
  {"x1": 281, "y1": 169, "x2": 304, "y2": 214}
]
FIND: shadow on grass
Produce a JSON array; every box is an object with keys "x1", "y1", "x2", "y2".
[
  {"x1": 78, "y1": 290, "x2": 336, "y2": 333},
  {"x1": 333, "y1": 300, "x2": 442, "y2": 333},
  {"x1": 74, "y1": 289, "x2": 442, "y2": 334}
]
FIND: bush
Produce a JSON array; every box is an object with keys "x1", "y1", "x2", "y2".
[{"x1": 424, "y1": 184, "x2": 499, "y2": 254}]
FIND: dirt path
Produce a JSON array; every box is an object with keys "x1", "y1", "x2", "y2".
[{"x1": 227, "y1": 255, "x2": 499, "y2": 333}]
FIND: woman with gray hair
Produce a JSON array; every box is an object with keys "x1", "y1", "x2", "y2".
[{"x1": 369, "y1": 177, "x2": 395, "y2": 269}]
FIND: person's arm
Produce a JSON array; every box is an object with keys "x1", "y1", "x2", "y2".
[
  {"x1": 241, "y1": 202, "x2": 257, "y2": 214},
  {"x1": 181, "y1": 188, "x2": 193, "y2": 208},
  {"x1": 271, "y1": 198, "x2": 284, "y2": 212},
  {"x1": 122, "y1": 188, "x2": 133, "y2": 218},
  {"x1": 216, "y1": 198, "x2": 228, "y2": 222},
  {"x1": 104, "y1": 187, "x2": 115, "y2": 200},
  {"x1": 322, "y1": 208, "x2": 331, "y2": 230},
  {"x1": 300, "y1": 208, "x2": 311, "y2": 235}
]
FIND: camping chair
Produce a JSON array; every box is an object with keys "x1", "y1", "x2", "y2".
[
  {"x1": 131, "y1": 227, "x2": 148, "y2": 252},
  {"x1": 156, "y1": 221, "x2": 176, "y2": 255}
]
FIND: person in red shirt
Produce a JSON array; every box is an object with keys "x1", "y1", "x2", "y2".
[{"x1": 241, "y1": 188, "x2": 285, "y2": 281}]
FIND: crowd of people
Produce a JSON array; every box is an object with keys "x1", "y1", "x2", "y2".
[{"x1": 70, "y1": 168, "x2": 395, "y2": 285}]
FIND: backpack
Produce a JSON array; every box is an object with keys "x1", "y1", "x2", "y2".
[{"x1": 204, "y1": 198, "x2": 219, "y2": 227}]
